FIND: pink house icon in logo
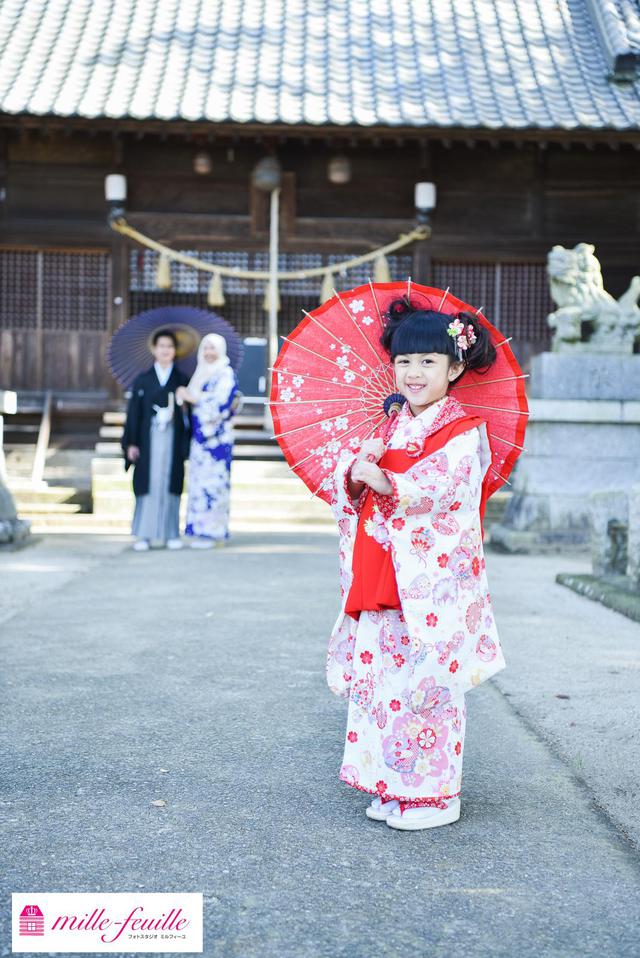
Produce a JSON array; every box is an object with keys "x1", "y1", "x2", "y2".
[{"x1": 19, "y1": 904, "x2": 44, "y2": 936}]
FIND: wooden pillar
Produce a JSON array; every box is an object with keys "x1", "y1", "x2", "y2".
[
  {"x1": 35, "y1": 250, "x2": 43, "y2": 391},
  {"x1": 412, "y1": 232, "x2": 432, "y2": 286},
  {"x1": 108, "y1": 233, "x2": 130, "y2": 399}
]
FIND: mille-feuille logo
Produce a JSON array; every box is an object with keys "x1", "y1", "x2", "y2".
[{"x1": 19, "y1": 904, "x2": 45, "y2": 936}]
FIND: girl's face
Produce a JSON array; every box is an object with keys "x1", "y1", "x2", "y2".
[
  {"x1": 393, "y1": 352, "x2": 464, "y2": 415},
  {"x1": 203, "y1": 343, "x2": 219, "y2": 363}
]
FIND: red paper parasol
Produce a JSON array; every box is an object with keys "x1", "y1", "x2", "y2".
[{"x1": 270, "y1": 281, "x2": 528, "y2": 504}]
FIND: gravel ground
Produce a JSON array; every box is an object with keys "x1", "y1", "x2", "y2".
[{"x1": 1, "y1": 533, "x2": 639, "y2": 958}]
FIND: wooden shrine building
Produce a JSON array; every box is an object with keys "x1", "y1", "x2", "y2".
[{"x1": 0, "y1": 0, "x2": 639, "y2": 399}]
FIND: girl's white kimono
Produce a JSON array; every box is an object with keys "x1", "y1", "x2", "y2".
[{"x1": 327, "y1": 394, "x2": 505, "y2": 805}]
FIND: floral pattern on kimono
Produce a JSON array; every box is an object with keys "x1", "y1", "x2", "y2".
[
  {"x1": 340, "y1": 608, "x2": 467, "y2": 802},
  {"x1": 327, "y1": 395, "x2": 505, "y2": 704},
  {"x1": 185, "y1": 365, "x2": 237, "y2": 541}
]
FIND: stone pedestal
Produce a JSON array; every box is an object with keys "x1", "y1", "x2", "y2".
[
  {"x1": 0, "y1": 476, "x2": 30, "y2": 545},
  {"x1": 491, "y1": 354, "x2": 640, "y2": 552}
]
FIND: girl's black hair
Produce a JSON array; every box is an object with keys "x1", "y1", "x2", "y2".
[
  {"x1": 152, "y1": 328, "x2": 178, "y2": 348},
  {"x1": 380, "y1": 299, "x2": 496, "y2": 371}
]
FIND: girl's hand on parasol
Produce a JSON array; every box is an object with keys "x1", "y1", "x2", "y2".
[
  {"x1": 356, "y1": 438, "x2": 386, "y2": 463},
  {"x1": 350, "y1": 460, "x2": 393, "y2": 495}
]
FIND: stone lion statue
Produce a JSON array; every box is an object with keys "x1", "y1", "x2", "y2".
[{"x1": 547, "y1": 243, "x2": 640, "y2": 353}]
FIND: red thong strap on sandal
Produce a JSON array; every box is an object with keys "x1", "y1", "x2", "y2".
[{"x1": 398, "y1": 798, "x2": 449, "y2": 813}]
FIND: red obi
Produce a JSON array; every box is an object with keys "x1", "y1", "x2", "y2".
[{"x1": 344, "y1": 415, "x2": 487, "y2": 620}]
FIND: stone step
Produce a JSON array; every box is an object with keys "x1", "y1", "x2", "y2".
[
  {"x1": 26, "y1": 512, "x2": 509, "y2": 543},
  {"x1": 103, "y1": 411, "x2": 126, "y2": 426},
  {"x1": 26, "y1": 514, "x2": 336, "y2": 535},
  {"x1": 88, "y1": 499, "x2": 327, "y2": 514},
  {"x1": 91, "y1": 472, "x2": 308, "y2": 493},
  {"x1": 90, "y1": 500, "x2": 331, "y2": 523},
  {"x1": 94, "y1": 440, "x2": 284, "y2": 460},
  {"x1": 94, "y1": 442, "x2": 126, "y2": 456},
  {"x1": 102, "y1": 410, "x2": 268, "y2": 428},
  {"x1": 8, "y1": 483, "x2": 81, "y2": 505},
  {"x1": 17, "y1": 501, "x2": 82, "y2": 516},
  {"x1": 89, "y1": 456, "x2": 293, "y2": 479},
  {"x1": 99, "y1": 425, "x2": 124, "y2": 439},
  {"x1": 4, "y1": 423, "x2": 40, "y2": 435},
  {"x1": 103, "y1": 425, "x2": 273, "y2": 442},
  {"x1": 91, "y1": 483, "x2": 320, "y2": 500},
  {"x1": 5, "y1": 448, "x2": 95, "y2": 486},
  {"x1": 229, "y1": 444, "x2": 284, "y2": 460}
]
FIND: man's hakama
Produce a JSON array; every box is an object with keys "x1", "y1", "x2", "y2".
[{"x1": 131, "y1": 416, "x2": 181, "y2": 542}]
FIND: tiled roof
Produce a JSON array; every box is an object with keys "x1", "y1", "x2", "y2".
[
  {"x1": 0, "y1": 0, "x2": 639, "y2": 130},
  {"x1": 586, "y1": 0, "x2": 640, "y2": 79}
]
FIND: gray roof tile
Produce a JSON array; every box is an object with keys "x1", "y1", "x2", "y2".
[{"x1": 0, "y1": 0, "x2": 639, "y2": 130}]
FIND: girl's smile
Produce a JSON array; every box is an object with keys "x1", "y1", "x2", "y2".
[{"x1": 394, "y1": 352, "x2": 463, "y2": 415}]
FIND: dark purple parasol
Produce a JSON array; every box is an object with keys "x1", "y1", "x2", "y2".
[{"x1": 107, "y1": 306, "x2": 244, "y2": 388}]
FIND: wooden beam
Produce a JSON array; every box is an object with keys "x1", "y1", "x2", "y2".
[
  {"x1": 31, "y1": 389, "x2": 52, "y2": 486},
  {"x1": 3, "y1": 113, "x2": 640, "y2": 147}
]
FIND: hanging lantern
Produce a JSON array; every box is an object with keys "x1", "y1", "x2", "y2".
[
  {"x1": 327, "y1": 155, "x2": 352, "y2": 184},
  {"x1": 193, "y1": 150, "x2": 213, "y2": 175},
  {"x1": 252, "y1": 156, "x2": 282, "y2": 192}
]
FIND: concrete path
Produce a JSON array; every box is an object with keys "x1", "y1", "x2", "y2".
[{"x1": 1, "y1": 533, "x2": 639, "y2": 957}]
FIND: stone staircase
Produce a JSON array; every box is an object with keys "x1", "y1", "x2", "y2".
[
  {"x1": 7, "y1": 447, "x2": 93, "y2": 525},
  {"x1": 6, "y1": 404, "x2": 511, "y2": 536},
  {"x1": 90, "y1": 457, "x2": 333, "y2": 533},
  {"x1": 7, "y1": 404, "x2": 335, "y2": 533}
]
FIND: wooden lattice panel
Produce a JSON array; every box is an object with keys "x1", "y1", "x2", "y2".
[
  {"x1": 433, "y1": 260, "x2": 552, "y2": 354},
  {"x1": 0, "y1": 249, "x2": 110, "y2": 331},
  {"x1": 499, "y1": 262, "x2": 553, "y2": 342},
  {"x1": 41, "y1": 252, "x2": 110, "y2": 331},
  {"x1": 0, "y1": 249, "x2": 39, "y2": 329}
]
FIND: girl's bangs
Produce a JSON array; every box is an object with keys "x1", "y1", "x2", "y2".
[{"x1": 389, "y1": 311, "x2": 456, "y2": 359}]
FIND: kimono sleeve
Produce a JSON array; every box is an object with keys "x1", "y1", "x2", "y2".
[
  {"x1": 374, "y1": 428, "x2": 483, "y2": 522},
  {"x1": 325, "y1": 450, "x2": 360, "y2": 699},
  {"x1": 328, "y1": 450, "x2": 360, "y2": 524},
  {"x1": 372, "y1": 427, "x2": 505, "y2": 701},
  {"x1": 121, "y1": 378, "x2": 144, "y2": 466},
  {"x1": 327, "y1": 449, "x2": 360, "y2": 596}
]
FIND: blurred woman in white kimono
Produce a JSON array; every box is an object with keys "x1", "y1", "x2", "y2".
[{"x1": 177, "y1": 333, "x2": 238, "y2": 549}]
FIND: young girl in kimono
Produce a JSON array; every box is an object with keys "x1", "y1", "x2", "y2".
[{"x1": 327, "y1": 299, "x2": 506, "y2": 830}]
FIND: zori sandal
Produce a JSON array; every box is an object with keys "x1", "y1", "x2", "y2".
[
  {"x1": 365, "y1": 797, "x2": 400, "y2": 821},
  {"x1": 386, "y1": 799, "x2": 461, "y2": 831}
]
